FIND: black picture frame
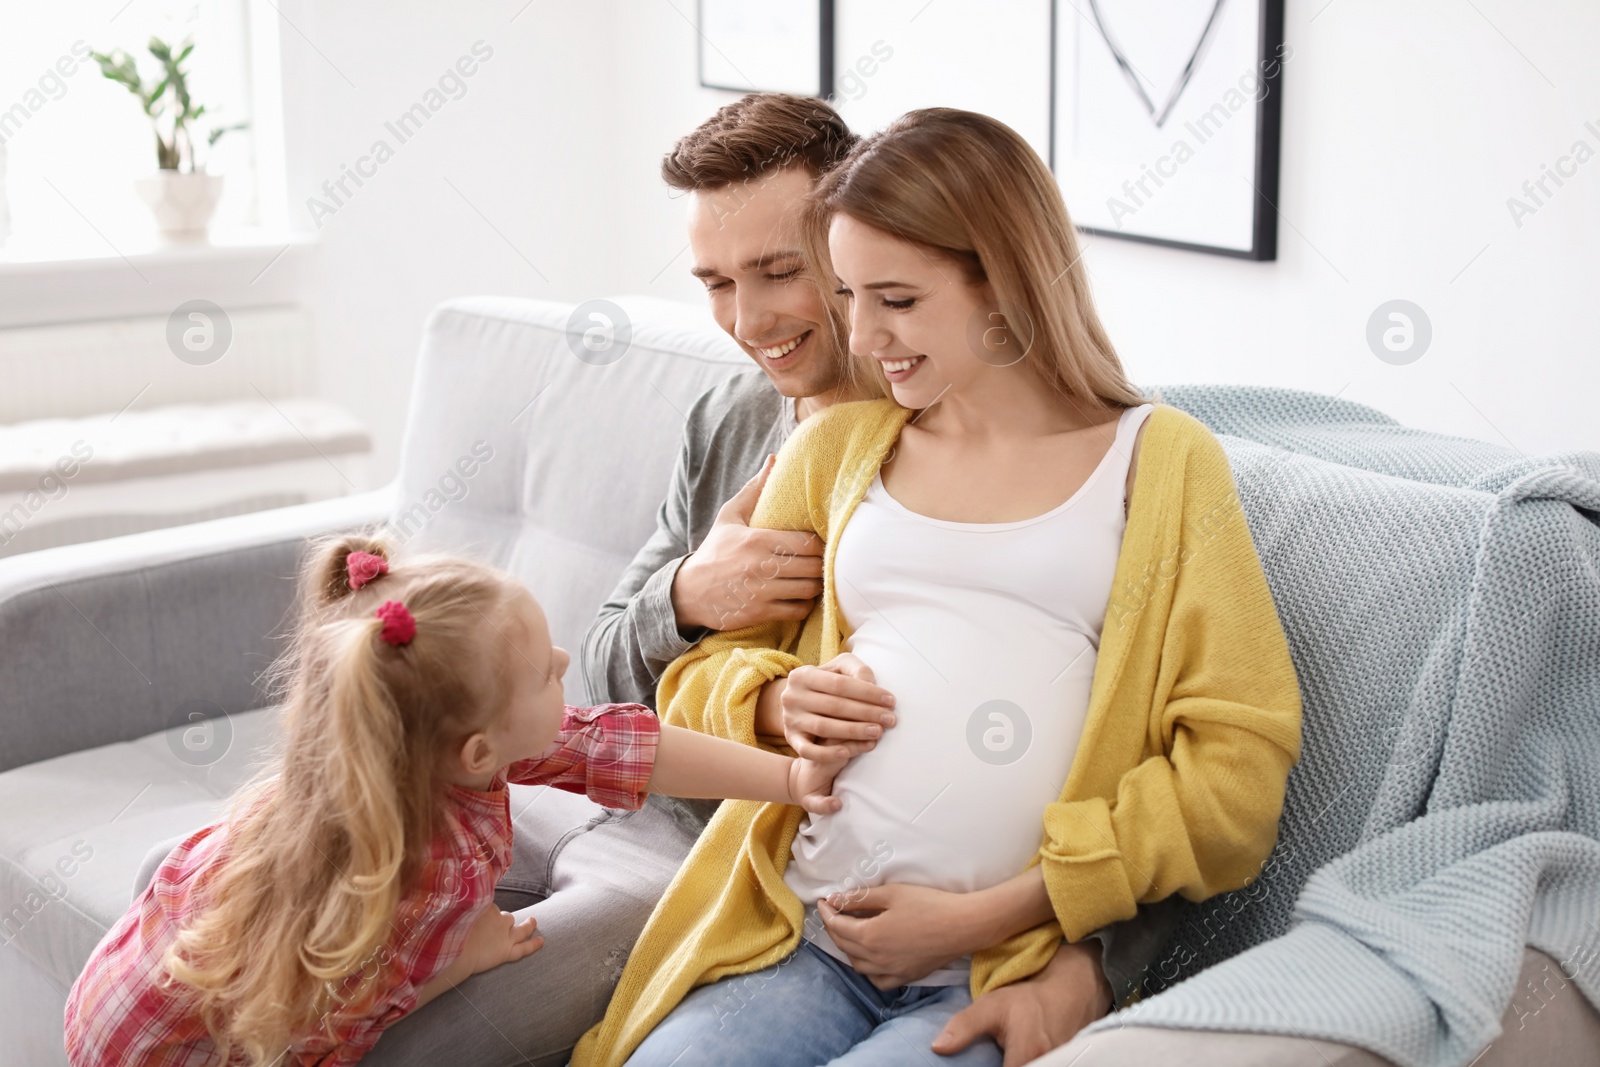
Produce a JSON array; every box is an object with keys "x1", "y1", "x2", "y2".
[
  {"x1": 1049, "y1": 0, "x2": 1284, "y2": 261},
  {"x1": 697, "y1": 0, "x2": 836, "y2": 100}
]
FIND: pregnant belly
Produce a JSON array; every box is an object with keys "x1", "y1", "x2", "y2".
[{"x1": 785, "y1": 628, "x2": 1096, "y2": 902}]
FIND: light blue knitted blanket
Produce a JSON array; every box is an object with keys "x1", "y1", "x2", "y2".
[{"x1": 1090, "y1": 386, "x2": 1600, "y2": 1067}]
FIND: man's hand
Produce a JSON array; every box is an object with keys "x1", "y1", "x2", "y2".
[
  {"x1": 670, "y1": 454, "x2": 825, "y2": 632},
  {"x1": 931, "y1": 939, "x2": 1112, "y2": 1066},
  {"x1": 818, "y1": 883, "x2": 979, "y2": 989},
  {"x1": 778, "y1": 653, "x2": 895, "y2": 760}
]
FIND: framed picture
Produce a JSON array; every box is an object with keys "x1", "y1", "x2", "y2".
[
  {"x1": 832, "y1": 0, "x2": 1051, "y2": 163},
  {"x1": 698, "y1": 0, "x2": 835, "y2": 99},
  {"x1": 1051, "y1": 0, "x2": 1285, "y2": 259}
]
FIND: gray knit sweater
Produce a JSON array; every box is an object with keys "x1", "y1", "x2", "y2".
[
  {"x1": 581, "y1": 368, "x2": 796, "y2": 711},
  {"x1": 580, "y1": 369, "x2": 795, "y2": 831}
]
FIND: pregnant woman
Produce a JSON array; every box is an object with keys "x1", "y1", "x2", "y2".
[{"x1": 574, "y1": 109, "x2": 1302, "y2": 1067}]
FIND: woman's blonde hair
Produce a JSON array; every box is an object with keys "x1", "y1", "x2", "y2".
[
  {"x1": 162, "y1": 534, "x2": 525, "y2": 1065},
  {"x1": 803, "y1": 107, "x2": 1146, "y2": 410}
]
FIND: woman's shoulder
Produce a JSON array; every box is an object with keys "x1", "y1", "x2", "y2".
[
  {"x1": 757, "y1": 398, "x2": 906, "y2": 530},
  {"x1": 1143, "y1": 402, "x2": 1212, "y2": 440},
  {"x1": 1134, "y1": 404, "x2": 1244, "y2": 517},
  {"x1": 778, "y1": 397, "x2": 907, "y2": 469},
  {"x1": 1141, "y1": 403, "x2": 1229, "y2": 467}
]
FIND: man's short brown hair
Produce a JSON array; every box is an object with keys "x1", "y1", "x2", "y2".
[{"x1": 662, "y1": 92, "x2": 857, "y2": 192}]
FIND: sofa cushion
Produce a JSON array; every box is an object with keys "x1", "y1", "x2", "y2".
[
  {"x1": 0, "y1": 706, "x2": 279, "y2": 990},
  {"x1": 384, "y1": 296, "x2": 747, "y2": 705}
]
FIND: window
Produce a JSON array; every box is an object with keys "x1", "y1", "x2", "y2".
[{"x1": 0, "y1": 0, "x2": 285, "y2": 258}]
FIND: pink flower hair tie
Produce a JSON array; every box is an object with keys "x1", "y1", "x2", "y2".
[
  {"x1": 375, "y1": 600, "x2": 416, "y2": 646},
  {"x1": 346, "y1": 551, "x2": 388, "y2": 590}
]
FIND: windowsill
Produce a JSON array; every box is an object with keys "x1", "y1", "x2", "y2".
[
  {"x1": 0, "y1": 228, "x2": 318, "y2": 274},
  {"x1": 0, "y1": 228, "x2": 319, "y2": 329}
]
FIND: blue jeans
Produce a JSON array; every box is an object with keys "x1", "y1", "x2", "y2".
[{"x1": 624, "y1": 940, "x2": 1002, "y2": 1067}]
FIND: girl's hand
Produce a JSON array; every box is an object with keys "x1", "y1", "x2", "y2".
[
  {"x1": 817, "y1": 883, "x2": 985, "y2": 989},
  {"x1": 787, "y1": 748, "x2": 849, "y2": 814},
  {"x1": 780, "y1": 653, "x2": 896, "y2": 761},
  {"x1": 460, "y1": 902, "x2": 543, "y2": 976}
]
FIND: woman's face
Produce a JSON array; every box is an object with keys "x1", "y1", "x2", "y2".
[{"x1": 828, "y1": 212, "x2": 994, "y2": 411}]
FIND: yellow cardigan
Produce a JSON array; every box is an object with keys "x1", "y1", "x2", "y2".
[{"x1": 573, "y1": 398, "x2": 1301, "y2": 1067}]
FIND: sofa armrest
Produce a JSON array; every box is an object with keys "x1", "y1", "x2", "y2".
[{"x1": 0, "y1": 488, "x2": 393, "y2": 773}]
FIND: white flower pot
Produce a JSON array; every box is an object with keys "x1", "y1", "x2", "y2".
[{"x1": 134, "y1": 171, "x2": 224, "y2": 244}]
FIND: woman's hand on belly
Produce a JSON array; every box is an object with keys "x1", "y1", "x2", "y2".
[
  {"x1": 779, "y1": 654, "x2": 898, "y2": 760},
  {"x1": 817, "y1": 867, "x2": 1057, "y2": 990},
  {"x1": 816, "y1": 883, "x2": 988, "y2": 989}
]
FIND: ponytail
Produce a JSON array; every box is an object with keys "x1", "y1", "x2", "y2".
[
  {"x1": 307, "y1": 534, "x2": 392, "y2": 612},
  {"x1": 299, "y1": 619, "x2": 407, "y2": 980},
  {"x1": 161, "y1": 532, "x2": 522, "y2": 1064}
]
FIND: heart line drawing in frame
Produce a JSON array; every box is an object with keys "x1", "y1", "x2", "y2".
[{"x1": 1086, "y1": 0, "x2": 1228, "y2": 128}]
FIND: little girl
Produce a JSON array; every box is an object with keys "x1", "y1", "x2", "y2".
[{"x1": 64, "y1": 535, "x2": 847, "y2": 1067}]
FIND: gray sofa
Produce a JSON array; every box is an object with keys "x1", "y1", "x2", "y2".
[
  {"x1": 2, "y1": 297, "x2": 1593, "y2": 1066},
  {"x1": 0, "y1": 295, "x2": 749, "y2": 1065}
]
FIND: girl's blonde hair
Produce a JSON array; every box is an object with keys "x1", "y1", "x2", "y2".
[
  {"x1": 803, "y1": 107, "x2": 1146, "y2": 410},
  {"x1": 163, "y1": 534, "x2": 524, "y2": 1065}
]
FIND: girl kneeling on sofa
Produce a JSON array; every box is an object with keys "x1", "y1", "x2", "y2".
[{"x1": 64, "y1": 536, "x2": 848, "y2": 1067}]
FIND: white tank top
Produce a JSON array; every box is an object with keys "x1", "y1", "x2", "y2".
[{"x1": 785, "y1": 403, "x2": 1154, "y2": 984}]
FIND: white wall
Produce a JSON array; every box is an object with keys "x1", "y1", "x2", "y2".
[
  {"x1": 276, "y1": 0, "x2": 1599, "y2": 484},
  {"x1": 1084, "y1": 0, "x2": 1600, "y2": 459},
  {"x1": 275, "y1": 0, "x2": 621, "y2": 481}
]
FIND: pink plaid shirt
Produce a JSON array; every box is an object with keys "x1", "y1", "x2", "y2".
[{"x1": 65, "y1": 704, "x2": 660, "y2": 1067}]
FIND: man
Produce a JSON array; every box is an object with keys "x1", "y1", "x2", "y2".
[
  {"x1": 364, "y1": 93, "x2": 870, "y2": 1067},
  {"x1": 580, "y1": 91, "x2": 855, "y2": 711},
  {"x1": 581, "y1": 93, "x2": 1169, "y2": 1065}
]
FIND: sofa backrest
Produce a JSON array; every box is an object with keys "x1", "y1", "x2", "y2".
[{"x1": 385, "y1": 296, "x2": 746, "y2": 705}]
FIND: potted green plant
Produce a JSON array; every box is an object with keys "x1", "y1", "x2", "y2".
[{"x1": 93, "y1": 36, "x2": 248, "y2": 243}]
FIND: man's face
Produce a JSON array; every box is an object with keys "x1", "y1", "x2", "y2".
[{"x1": 687, "y1": 167, "x2": 840, "y2": 400}]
